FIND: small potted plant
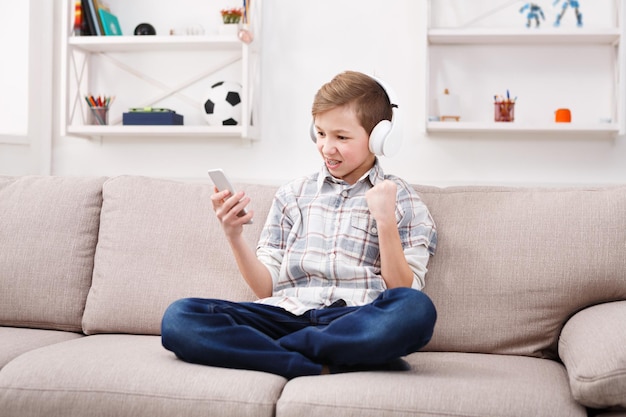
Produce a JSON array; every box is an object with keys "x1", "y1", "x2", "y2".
[
  {"x1": 221, "y1": 8, "x2": 243, "y2": 24},
  {"x1": 219, "y1": 7, "x2": 243, "y2": 35}
]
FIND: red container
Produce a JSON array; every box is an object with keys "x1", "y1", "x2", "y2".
[{"x1": 494, "y1": 102, "x2": 515, "y2": 122}]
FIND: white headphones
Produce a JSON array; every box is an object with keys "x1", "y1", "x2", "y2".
[{"x1": 309, "y1": 75, "x2": 403, "y2": 157}]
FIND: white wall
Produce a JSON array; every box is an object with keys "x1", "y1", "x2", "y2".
[{"x1": 47, "y1": 0, "x2": 626, "y2": 185}]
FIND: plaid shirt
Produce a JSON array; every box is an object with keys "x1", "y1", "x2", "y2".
[{"x1": 256, "y1": 160, "x2": 437, "y2": 315}]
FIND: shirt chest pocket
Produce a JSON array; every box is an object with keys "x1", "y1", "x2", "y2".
[
  {"x1": 346, "y1": 211, "x2": 380, "y2": 264},
  {"x1": 350, "y1": 212, "x2": 378, "y2": 237}
]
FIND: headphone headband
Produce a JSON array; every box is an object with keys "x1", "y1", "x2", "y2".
[{"x1": 370, "y1": 75, "x2": 399, "y2": 111}]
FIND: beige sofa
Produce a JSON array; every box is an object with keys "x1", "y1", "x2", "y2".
[{"x1": 1, "y1": 174, "x2": 625, "y2": 417}]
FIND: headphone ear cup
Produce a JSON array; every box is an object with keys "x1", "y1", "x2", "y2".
[
  {"x1": 368, "y1": 120, "x2": 392, "y2": 156},
  {"x1": 310, "y1": 121, "x2": 317, "y2": 143}
]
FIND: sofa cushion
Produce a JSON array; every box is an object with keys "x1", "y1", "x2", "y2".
[
  {"x1": 0, "y1": 176, "x2": 106, "y2": 332},
  {"x1": 414, "y1": 185, "x2": 626, "y2": 359},
  {"x1": 82, "y1": 175, "x2": 276, "y2": 335},
  {"x1": 277, "y1": 352, "x2": 586, "y2": 417},
  {"x1": 0, "y1": 334, "x2": 286, "y2": 417},
  {"x1": 559, "y1": 301, "x2": 626, "y2": 409},
  {"x1": 0, "y1": 327, "x2": 83, "y2": 368}
]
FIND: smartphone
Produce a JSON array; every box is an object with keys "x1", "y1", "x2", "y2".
[{"x1": 208, "y1": 169, "x2": 253, "y2": 224}]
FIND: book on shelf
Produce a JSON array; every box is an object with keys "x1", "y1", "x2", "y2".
[
  {"x1": 79, "y1": 0, "x2": 113, "y2": 36},
  {"x1": 92, "y1": 0, "x2": 108, "y2": 34},
  {"x1": 80, "y1": 0, "x2": 94, "y2": 35},
  {"x1": 98, "y1": 8, "x2": 122, "y2": 36},
  {"x1": 80, "y1": 0, "x2": 100, "y2": 35}
]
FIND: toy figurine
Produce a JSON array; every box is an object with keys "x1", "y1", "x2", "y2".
[
  {"x1": 553, "y1": 0, "x2": 583, "y2": 27},
  {"x1": 519, "y1": 3, "x2": 545, "y2": 28}
]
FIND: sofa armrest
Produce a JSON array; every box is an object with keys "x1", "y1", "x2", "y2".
[{"x1": 559, "y1": 301, "x2": 626, "y2": 409}]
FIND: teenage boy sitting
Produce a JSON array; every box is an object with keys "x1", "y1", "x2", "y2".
[{"x1": 161, "y1": 70, "x2": 437, "y2": 379}]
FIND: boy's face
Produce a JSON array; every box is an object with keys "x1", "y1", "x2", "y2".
[{"x1": 313, "y1": 105, "x2": 376, "y2": 185}]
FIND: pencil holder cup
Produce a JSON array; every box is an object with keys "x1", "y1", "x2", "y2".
[
  {"x1": 89, "y1": 106, "x2": 109, "y2": 125},
  {"x1": 494, "y1": 102, "x2": 515, "y2": 122}
]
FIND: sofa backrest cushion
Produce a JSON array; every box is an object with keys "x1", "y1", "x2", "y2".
[
  {"x1": 82, "y1": 176, "x2": 275, "y2": 335},
  {"x1": 0, "y1": 176, "x2": 106, "y2": 332},
  {"x1": 415, "y1": 185, "x2": 626, "y2": 359},
  {"x1": 82, "y1": 176, "x2": 626, "y2": 359}
]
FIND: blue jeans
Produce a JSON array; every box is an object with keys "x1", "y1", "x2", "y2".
[{"x1": 161, "y1": 287, "x2": 436, "y2": 379}]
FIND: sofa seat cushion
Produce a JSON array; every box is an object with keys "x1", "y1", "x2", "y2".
[
  {"x1": 0, "y1": 334, "x2": 286, "y2": 417},
  {"x1": 0, "y1": 327, "x2": 82, "y2": 368},
  {"x1": 0, "y1": 176, "x2": 106, "y2": 331},
  {"x1": 559, "y1": 301, "x2": 626, "y2": 409},
  {"x1": 277, "y1": 352, "x2": 586, "y2": 417},
  {"x1": 83, "y1": 176, "x2": 277, "y2": 335},
  {"x1": 414, "y1": 185, "x2": 626, "y2": 359}
]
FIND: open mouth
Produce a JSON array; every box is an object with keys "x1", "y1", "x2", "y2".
[{"x1": 326, "y1": 159, "x2": 341, "y2": 169}]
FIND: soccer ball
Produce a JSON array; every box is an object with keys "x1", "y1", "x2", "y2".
[{"x1": 202, "y1": 81, "x2": 242, "y2": 126}]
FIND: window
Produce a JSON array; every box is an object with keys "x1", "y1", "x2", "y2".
[{"x1": 0, "y1": 1, "x2": 29, "y2": 139}]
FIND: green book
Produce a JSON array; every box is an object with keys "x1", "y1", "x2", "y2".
[{"x1": 98, "y1": 9, "x2": 122, "y2": 36}]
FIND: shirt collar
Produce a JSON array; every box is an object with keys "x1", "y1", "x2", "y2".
[{"x1": 316, "y1": 158, "x2": 385, "y2": 191}]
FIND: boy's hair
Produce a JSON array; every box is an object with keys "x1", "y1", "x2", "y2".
[{"x1": 312, "y1": 71, "x2": 393, "y2": 135}]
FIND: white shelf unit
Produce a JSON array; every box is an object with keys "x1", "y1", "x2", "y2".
[
  {"x1": 427, "y1": 121, "x2": 620, "y2": 135},
  {"x1": 425, "y1": 1, "x2": 625, "y2": 137},
  {"x1": 67, "y1": 35, "x2": 244, "y2": 52},
  {"x1": 428, "y1": 27, "x2": 621, "y2": 45},
  {"x1": 59, "y1": 1, "x2": 261, "y2": 140}
]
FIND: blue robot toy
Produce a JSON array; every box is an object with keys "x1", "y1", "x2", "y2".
[
  {"x1": 553, "y1": 0, "x2": 583, "y2": 27},
  {"x1": 519, "y1": 3, "x2": 545, "y2": 28}
]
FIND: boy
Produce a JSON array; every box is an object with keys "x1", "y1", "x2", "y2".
[{"x1": 161, "y1": 71, "x2": 437, "y2": 379}]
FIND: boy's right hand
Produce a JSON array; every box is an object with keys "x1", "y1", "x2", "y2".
[
  {"x1": 209, "y1": 188, "x2": 271, "y2": 298},
  {"x1": 210, "y1": 188, "x2": 254, "y2": 238}
]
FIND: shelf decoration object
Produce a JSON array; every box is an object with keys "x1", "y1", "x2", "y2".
[
  {"x1": 437, "y1": 89, "x2": 461, "y2": 122},
  {"x1": 221, "y1": 7, "x2": 243, "y2": 24},
  {"x1": 123, "y1": 108, "x2": 184, "y2": 125},
  {"x1": 494, "y1": 91, "x2": 516, "y2": 122},
  {"x1": 219, "y1": 7, "x2": 243, "y2": 36},
  {"x1": 553, "y1": 0, "x2": 583, "y2": 27},
  {"x1": 555, "y1": 108, "x2": 572, "y2": 122},
  {"x1": 134, "y1": 23, "x2": 156, "y2": 36},
  {"x1": 85, "y1": 95, "x2": 113, "y2": 125},
  {"x1": 519, "y1": 3, "x2": 545, "y2": 28},
  {"x1": 202, "y1": 81, "x2": 242, "y2": 126},
  {"x1": 237, "y1": 0, "x2": 254, "y2": 44}
]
